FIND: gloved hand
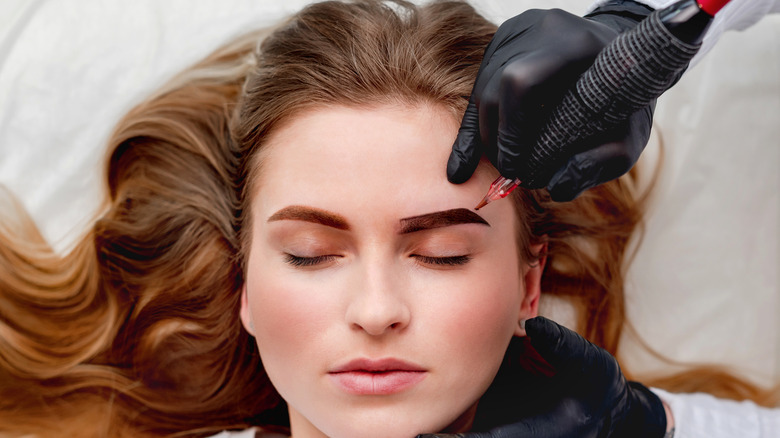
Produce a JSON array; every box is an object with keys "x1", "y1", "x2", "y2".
[
  {"x1": 447, "y1": 1, "x2": 657, "y2": 201},
  {"x1": 417, "y1": 316, "x2": 669, "y2": 438}
]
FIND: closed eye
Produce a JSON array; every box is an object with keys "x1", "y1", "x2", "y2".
[
  {"x1": 284, "y1": 254, "x2": 339, "y2": 267},
  {"x1": 412, "y1": 255, "x2": 471, "y2": 266},
  {"x1": 284, "y1": 254, "x2": 471, "y2": 267}
]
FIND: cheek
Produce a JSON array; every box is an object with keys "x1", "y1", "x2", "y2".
[
  {"x1": 244, "y1": 255, "x2": 338, "y2": 373},
  {"x1": 433, "y1": 272, "x2": 521, "y2": 355},
  {"x1": 420, "y1": 250, "x2": 523, "y2": 372}
]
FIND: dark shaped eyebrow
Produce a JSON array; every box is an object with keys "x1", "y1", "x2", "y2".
[
  {"x1": 267, "y1": 205, "x2": 350, "y2": 230},
  {"x1": 399, "y1": 208, "x2": 490, "y2": 234}
]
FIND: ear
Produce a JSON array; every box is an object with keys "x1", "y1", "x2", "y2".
[
  {"x1": 514, "y1": 241, "x2": 547, "y2": 337},
  {"x1": 239, "y1": 285, "x2": 256, "y2": 336}
]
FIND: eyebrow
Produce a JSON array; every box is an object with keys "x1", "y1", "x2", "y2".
[
  {"x1": 399, "y1": 208, "x2": 490, "y2": 234},
  {"x1": 267, "y1": 205, "x2": 350, "y2": 230},
  {"x1": 267, "y1": 206, "x2": 490, "y2": 233}
]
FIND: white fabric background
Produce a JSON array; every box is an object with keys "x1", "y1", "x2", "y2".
[{"x1": 0, "y1": 0, "x2": 777, "y2": 387}]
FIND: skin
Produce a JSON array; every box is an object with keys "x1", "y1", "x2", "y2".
[{"x1": 240, "y1": 103, "x2": 544, "y2": 438}]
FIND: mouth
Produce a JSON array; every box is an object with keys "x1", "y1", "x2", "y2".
[{"x1": 328, "y1": 358, "x2": 428, "y2": 395}]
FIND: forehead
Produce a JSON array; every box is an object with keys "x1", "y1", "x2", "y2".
[
  {"x1": 251, "y1": 103, "x2": 511, "y2": 228},
  {"x1": 262, "y1": 103, "x2": 455, "y2": 180}
]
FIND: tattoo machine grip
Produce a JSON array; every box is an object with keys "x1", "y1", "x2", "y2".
[{"x1": 519, "y1": 0, "x2": 720, "y2": 189}]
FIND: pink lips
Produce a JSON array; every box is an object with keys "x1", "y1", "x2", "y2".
[{"x1": 328, "y1": 358, "x2": 427, "y2": 395}]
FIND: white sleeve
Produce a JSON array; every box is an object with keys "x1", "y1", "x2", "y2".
[
  {"x1": 587, "y1": 0, "x2": 780, "y2": 66},
  {"x1": 651, "y1": 388, "x2": 780, "y2": 438}
]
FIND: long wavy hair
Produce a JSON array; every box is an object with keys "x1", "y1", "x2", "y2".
[{"x1": 0, "y1": 1, "x2": 775, "y2": 437}]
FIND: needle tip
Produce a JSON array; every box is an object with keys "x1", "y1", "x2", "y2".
[{"x1": 475, "y1": 198, "x2": 489, "y2": 210}]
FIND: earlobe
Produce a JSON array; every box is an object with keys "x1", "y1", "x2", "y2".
[
  {"x1": 514, "y1": 242, "x2": 547, "y2": 337},
  {"x1": 239, "y1": 285, "x2": 256, "y2": 336}
]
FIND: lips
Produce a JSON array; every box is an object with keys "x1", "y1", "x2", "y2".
[{"x1": 328, "y1": 358, "x2": 427, "y2": 395}]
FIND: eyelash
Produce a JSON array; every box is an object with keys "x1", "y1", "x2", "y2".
[
  {"x1": 284, "y1": 254, "x2": 338, "y2": 267},
  {"x1": 413, "y1": 255, "x2": 472, "y2": 266},
  {"x1": 283, "y1": 254, "x2": 471, "y2": 267}
]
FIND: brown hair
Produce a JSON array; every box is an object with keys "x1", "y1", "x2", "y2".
[{"x1": 0, "y1": 1, "x2": 775, "y2": 437}]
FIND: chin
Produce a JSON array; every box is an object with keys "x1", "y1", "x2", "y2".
[
  {"x1": 296, "y1": 403, "x2": 472, "y2": 438},
  {"x1": 318, "y1": 420, "x2": 439, "y2": 438}
]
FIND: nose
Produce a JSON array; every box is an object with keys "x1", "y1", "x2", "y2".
[{"x1": 345, "y1": 262, "x2": 411, "y2": 336}]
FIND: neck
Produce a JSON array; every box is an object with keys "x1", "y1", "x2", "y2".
[
  {"x1": 287, "y1": 407, "x2": 328, "y2": 438},
  {"x1": 441, "y1": 401, "x2": 478, "y2": 433}
]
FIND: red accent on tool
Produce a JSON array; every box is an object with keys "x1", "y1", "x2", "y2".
[{"x1": 697, "y1": 0, "x2": 730, "y2": 16}]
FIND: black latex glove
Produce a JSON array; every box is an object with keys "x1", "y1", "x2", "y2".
[
  {"x1": 418, "y1": 316, "x2": 668, "y2": 438},
  {"x1": 447, "y1": 1, "x2": 656, "y2": 201}
]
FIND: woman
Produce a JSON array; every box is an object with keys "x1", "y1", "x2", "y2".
[{"x1": 0, "y1": 1, "x2": 775, "y2": 437}]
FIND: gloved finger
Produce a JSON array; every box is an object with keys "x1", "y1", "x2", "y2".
[
  {"x1": 524, "y1": 316, "x2": 620, "y2": 384},
  {"x1": 476, "y1": 74, "x2": 501, "y2": 164},
  {"x1": 523, "y1": 316, "x2": 592, "y2": 371},
  {"x1": 447, "y1": 15, "x2": 506, "y2": 185},
  {"x1": 448, "y1": 41, "x2": 505, "y2": 185},
  {"x1": 546, "y1": 140, "x2": 635, "y2": 201},
  {"x1": 545, "y1": 105, "x2": 653, "y2": 201},
  {"x1": 448, "y1": 97, "x2": 483, "y2": 184}
]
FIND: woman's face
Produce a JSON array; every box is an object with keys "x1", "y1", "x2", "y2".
[{"x1": 241, "y1": 103, "x2": 543, "y2": 438}]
